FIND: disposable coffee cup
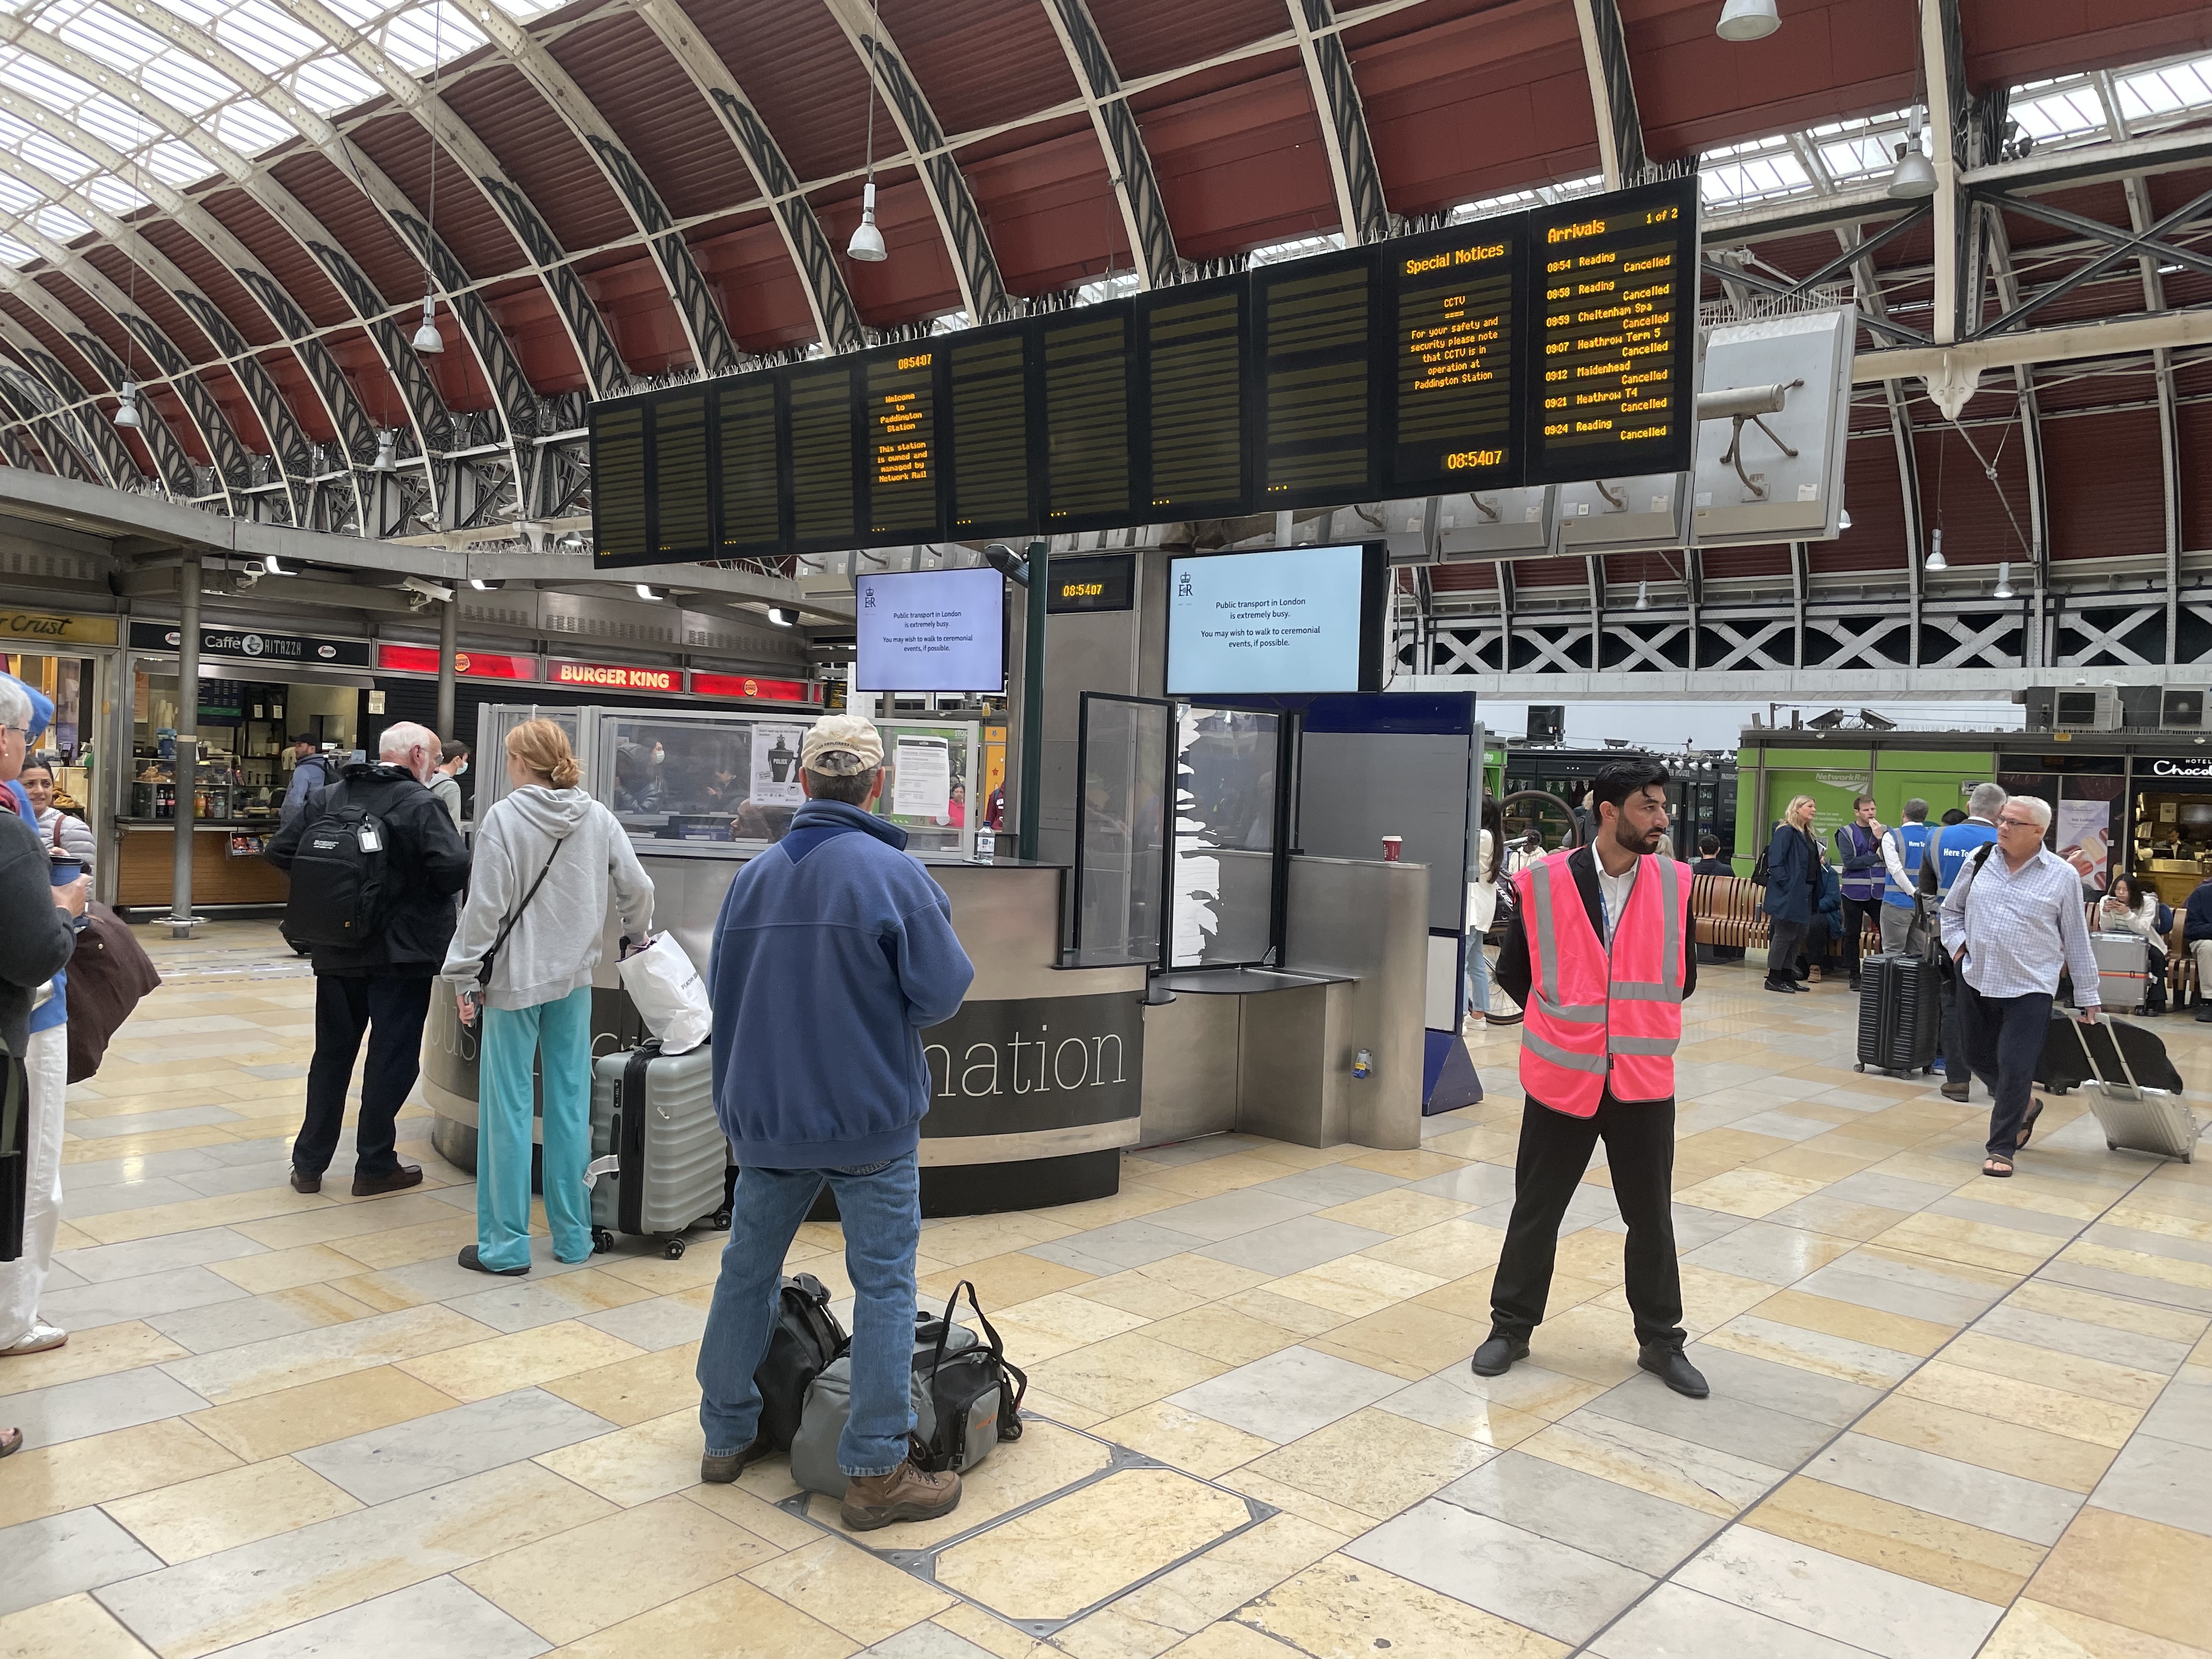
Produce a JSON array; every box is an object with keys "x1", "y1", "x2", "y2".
[
  {"x1": 48, "y1": 856, "x2": 81, "y2": 888},
  {"x1": 1381, "y1": 836, "x2": 1402, "y2": 863}
]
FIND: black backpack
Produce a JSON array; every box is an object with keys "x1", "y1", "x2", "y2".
[
  {"x1": 283, "y1": 800, "x2": 391, "y2": 948},
  {"x1": 916, "y1": 1280, "x2": 1026, "y2": 1473},
  {"x1": 753, "y1": 1273, "x2": 847, "y2": 1451}
]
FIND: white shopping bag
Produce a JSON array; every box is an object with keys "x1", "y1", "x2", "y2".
[{"x1": 617, "y1": 931, "x2": 712, "y2": 1054}]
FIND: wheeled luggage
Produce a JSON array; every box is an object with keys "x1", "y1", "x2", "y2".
[
  {"x1": 2035, "y1": 1011, "x2": 2183, "y2": 1095},
  {"x1": 2089, "y1": 932, "x2": 2150, "y2": 1014},
  {"x1": 586, "y1": 1040, "x2": 731, "y2": 1258},
  {"x1": 2067, "y1": 1013, "x2": 2200, "y2": 1163},
  {"x1": 1855, "y1": 951, "x2": 1940, "y2": 1077}
]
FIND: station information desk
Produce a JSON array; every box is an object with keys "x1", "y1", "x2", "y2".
[{"x1": 421, "y1": 847, "x2": 1148, "y2": 1217}]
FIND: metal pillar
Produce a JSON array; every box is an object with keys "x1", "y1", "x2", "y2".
[
  {"x1": 167, "y1": 554, "x2": 200, "y2": 938},
  {"x1": 436, "y1": 595, "x2": 457, "y2": 745},
  {"x1": 1015, "y1": 539, "x2": 1049, "y2": 864}
]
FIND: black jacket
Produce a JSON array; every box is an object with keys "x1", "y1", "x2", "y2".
[
  {"x1": 1497, "y1": 847, "x2": 1698, "y2": 1063},
  {"x1": 0, "y1": 807, "x2": 76, "y2": 1055},
  {"x1": 1690, "y1": 857, "x2": 1734, "y2": 876},
  {"x1": 267, "y1": 762, "x2": 470, "y2": 975}
]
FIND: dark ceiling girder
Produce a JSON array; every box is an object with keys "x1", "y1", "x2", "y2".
[
  {"x1": 1043, "y1": 0, "x2": 1184, "y2": 287},
  {"x1": 1570, "y1": 0, "x2": 1648, "y2": 188},
  {"x1": 0, "y1": 286, "x2": 200, "y2": 496},
  {"x1": 1983, "y1": 191, "x2": 2212, "y2": 280},
  {"x1": 1697, "y1": 258, "x2": 1929, "y2": 345},
  {"x1": 1971, "y1": 183, "x2": 2212, "y2": 338},
  {"x1": 1290, "y1": 0, "x2": 1394, "y2": 245},
  {"x1": 0, "y1": 317, "x2": 142, "y2": 488},
  {"x1": 1783, "y1": 204, "x2": 1934, "y2": 295}
]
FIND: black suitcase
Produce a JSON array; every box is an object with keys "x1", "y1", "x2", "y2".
[
  {"x1": 1856, "y1": 951, "x2": 1939, "y2": 1077},
  {"x1": 2035, "y1": 1011, "x2": 2184, "y2": 1097}
]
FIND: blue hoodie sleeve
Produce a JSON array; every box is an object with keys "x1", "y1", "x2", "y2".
[{"x1": 892, "y1": 877, "x2": 974, "y2": 1029}]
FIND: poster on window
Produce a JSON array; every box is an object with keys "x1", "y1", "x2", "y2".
[
  {"x1": 2056, "y1": 798, "x2": 2112, "y2": 886},
  {"x1": 749, "y1": 724, "x2": 807, "y2": 807}
]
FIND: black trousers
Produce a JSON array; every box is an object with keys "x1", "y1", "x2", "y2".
[
  {"x1": 1956, "y1": 982, "x2": 2053, "y2": 1157},
  {"x1": 1839, "y1": 895, "x2": 1876, "y2": 980},
  {"x1": 295, "y1": 973, "x2": 433, "y2": 1178},
  {"x1": 1491, "y1": 1091, "x2": 1685, "y2": 1348},
  {"x1": 1938, "y1": 949, "x2": 1970, "y2": 1085},
  {"x1": 1766, "y1": 917, "x2": 1807, "y2": 984}
]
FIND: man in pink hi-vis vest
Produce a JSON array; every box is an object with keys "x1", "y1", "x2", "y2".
[{"x1": 1472, "y1": 759, "x2": 1707, "y2": 1399}]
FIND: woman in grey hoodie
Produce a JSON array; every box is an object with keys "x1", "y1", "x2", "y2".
[{"x1": 444, "y1": 719, "x2": 653, "y2": 1275}]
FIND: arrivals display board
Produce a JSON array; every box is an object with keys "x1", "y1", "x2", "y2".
[
  {"x1": 590, "y1": 176, "x2": 1697, "y2": 568},
  {"x1": 1165, "y1": 544, "x2": 1387, "y2": 696},
  {"x1": 854, "y1": 567, "x2": 1008, "y2": 694}
]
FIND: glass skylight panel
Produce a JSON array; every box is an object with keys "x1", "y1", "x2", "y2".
[
  {"x1": 2007, "y1": 78, "x2": 2106, "y2": 144},
  {"x1": 377, "y1": 1, "x2": 487, "y2": 75},
  {"x1": 211, "y1": 98, "x2": 293, "y2": 151},
  {"x1": 1071, "y1": 270, "x2": 1138, "y2": 306},
  {"x1": 1247, "y1": 229, "x2": 1344, "y2": 267},
  {"x1": 289, "y1": 51, "x2": 380, "y2": 113},
  {"x1": 2115, "y1": 53, "x2": 2212, "y2": 124},
  {"x1": 80, "y1": 171, "x2": 145, "y2": 213},
  {"x1": 0, "y1": 234, "x2": 40, "y2": 265},
  {"x1": 1700, "y1": 134, "x2": 1811, "y2": 206},
  {"x1": 142, "y1": 137, "x2": 210, "y2": 184},
  {"x1": 220, "y1": 0, "x2": 325, "y2": 75},
  {"x1": 30, "y1": 200, "x2": 87, "y2": 239}
]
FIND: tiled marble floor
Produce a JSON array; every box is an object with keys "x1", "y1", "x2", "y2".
[{"x1": 4, "y1": 922, "x2": 2211, "y2": 1657}]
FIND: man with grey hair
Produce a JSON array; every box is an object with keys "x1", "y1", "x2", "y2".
[
  {"x1": 1940, "y1": 793, "x2": 2101, "y2": 1177},
  {"x1": 696, "y1": 714, "x2": 977, "y2": 1530},
  {"x1": 0, "y1": 672, "x2": 87, "y2": 1374},
  {"x1": 267, "y1": 720, "x2": 469, "y2": 1197}
]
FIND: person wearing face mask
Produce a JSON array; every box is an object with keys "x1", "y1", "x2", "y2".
[{"x1": 430, "y1": 738, "x2": 470, "y2": 827}]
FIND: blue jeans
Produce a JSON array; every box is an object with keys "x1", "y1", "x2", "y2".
[
  {"x1": 1465, "y1": 934, "x2": 1492, "y2": 1014},
  {"x1": 696, "y1": 1150, "x2": 919, "y2": 1477},
  {"x1": 477, "y1": 987, "x2": 592, "y2": 1272}
]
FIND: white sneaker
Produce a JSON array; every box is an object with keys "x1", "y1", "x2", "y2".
[{"x1": 1, "y1": 1321, "x2": 67, "y2": 1357}]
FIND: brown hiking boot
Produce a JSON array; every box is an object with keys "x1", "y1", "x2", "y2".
[{"x1": 840, "y1": 1457, "x2": 962, "y2": 1532}]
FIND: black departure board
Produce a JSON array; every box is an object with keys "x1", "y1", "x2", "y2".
[
  {"x1": 715, "y1": 376, "x2": 779, "y2": 555},
  {"x1": 1255, "y1": 252, "x2": 1378, "y2": 506},
  {"x1": 651, "y1": 391, "x2": 710, "y2": 558},
  {"x1": 1042, "y1": 306, "x2": 1135, "y2": 526},
  {"x1": 1143, "y1": 278, "x2": 1244, "y2": 515},
  {"x1": 787, "y1": 363, "x2": 857, "y2": 548},
  {"x1": 1526, "y1": 178, "x2": 1696, "y2": 485},
  {"x1": 1047, "y1": 551, "x2": 1136, "y2": 613},
  {"x1": 589, "y1": 403, "x2": 647, "y2": 561},
  {"x1": 588, "y1": 174, "x2": 1701, "y2": 569},
  {"x1": 1389, "y1": 222, "x2": 1522, "y2": 495},
  {"x1": 866, "y1": 347, "x2": 938, "y2": 538},
  {"x1": 947, "y1": 330, "x2": 1031, "y2": 537}
]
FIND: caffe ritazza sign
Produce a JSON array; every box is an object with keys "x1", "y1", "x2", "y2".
[{"x1": 128, "y1": 622, "x2": 373, "y2": 668}]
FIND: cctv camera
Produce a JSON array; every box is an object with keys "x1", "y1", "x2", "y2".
[
  {"x1": 983, "y1": 543, "x2": 1029, "y2": 586},
  {"x1": 401, "y1": 576, "x2": 455, "y2": 603}
]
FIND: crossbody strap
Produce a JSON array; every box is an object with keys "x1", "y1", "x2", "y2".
[{"x1": 479, "y1": 835, "x2": 562, "y2": 983}]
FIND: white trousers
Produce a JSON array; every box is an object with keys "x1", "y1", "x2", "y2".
[{"x1": 1, "y1": 1023, "x2": 66, "y2": 1346}]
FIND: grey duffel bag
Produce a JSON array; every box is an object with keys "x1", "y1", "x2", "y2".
[{"x1": 788, "y1": 1281, "x2": 1026, "y2": 1498}]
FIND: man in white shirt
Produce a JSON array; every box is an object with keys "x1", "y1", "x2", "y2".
[{"x1": 1939, "y1": 795, "x2": 2100, "y2": 1178}]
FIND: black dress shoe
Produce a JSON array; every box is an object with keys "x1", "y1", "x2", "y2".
[
  {"x1": 458, "y1": 1245, "x2": 528, "y2": 1277},
  {"x1": 1763, "y1": 978, "x2": 1799, "y2": 995},
  {"x1": 2194, "y1": 1003, "x2": 2212, "y2": 1023},
  {"x1": 1940, "y1": 1081, "x2": 1970, "y2": 1102},
  {"x1": 1639, "y1": 1344, "x2": 1709, "y2": 1398},
  {"x1": 1469, "y1": 1332, "x2": 1530, "y2": 1377},
  {"x1": 351, "y1": 1164, "x2": 422, "y2": 1198},
  {"x1": 289, "y1": 1167, "x2": 320, "y2": 1194}
]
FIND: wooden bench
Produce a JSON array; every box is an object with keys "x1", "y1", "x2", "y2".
[{"x1": 1692, "y1": 874, "x2": 1764, "y2": 959}]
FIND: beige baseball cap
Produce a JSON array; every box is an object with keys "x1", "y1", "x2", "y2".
[{"x1": 800, "y1": 714, "x2": 884, "y2": 776}]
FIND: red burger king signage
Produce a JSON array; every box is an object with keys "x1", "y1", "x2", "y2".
[
  {"x1": 376, "y1": 644, "x2": 537, "y2": 680},
  {"x1": 689, "y1": 672, "x2": 814, "y2": 703},
  {"x1": 549, "y1": 659, "x2": 680, "y2": 693}
]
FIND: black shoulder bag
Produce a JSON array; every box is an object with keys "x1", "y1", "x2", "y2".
[{"x1": 476, "y1": 835, "x2": 562, "y2": 989}]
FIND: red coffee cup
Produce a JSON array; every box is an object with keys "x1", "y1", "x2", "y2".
[{"x1": 1381, "y1": 836, "x2": 1402, "y2": 862}]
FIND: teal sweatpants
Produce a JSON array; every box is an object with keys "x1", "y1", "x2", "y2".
[{"x1": 477, "y1": 985, "x2": 593, "y2": 1272}]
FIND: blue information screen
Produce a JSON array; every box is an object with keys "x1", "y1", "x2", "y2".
[
  {"x1": 1166, "y1": 545, "x2": 1375, "y2": 695},
  {"x1": 854, "y1": 567, "x2": 1006, "y2": 694}
]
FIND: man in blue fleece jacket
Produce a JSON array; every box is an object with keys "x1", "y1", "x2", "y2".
[
  {"x1": 695, "y1": 713, "x2": 975, "y2": 1530},
  {"x1": 2186, "y1": 874, "x2": 2212, "y2": 1021}
]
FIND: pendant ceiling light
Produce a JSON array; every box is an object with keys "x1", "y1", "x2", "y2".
[
  {"x1": 1634, "y1": 579, "x2": 1650, "y2": 611},
  {"x1": 113, "y1": 380, "x2": 140, "y2": 430},
  {"x1": 847, "y1": 0, "x2": 888, "y2": 262},
  {"x1": 1925, "y1": 526, "x2": 1947, "y2": 571},
  {"x1": 373, "y1": 429, "x2": 397, "y2": 471},
  {"x1": 1716, "y1": 0, "x2": 1780, "y2": 42},
  {"x1": 412, "y1": 4, "x2": 449, "y2": 349},
  {"x1": 1992, "y1": 561, "x2": 2015, "y2": 600},
  {"x1": 412, "y1": 294, "x2": 444, "y2": 353},
  {"x1": 1889, "y1": 108, "x2": 1937, "y2": 199}
]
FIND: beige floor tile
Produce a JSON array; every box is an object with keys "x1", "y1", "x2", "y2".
[
  {"x1": 1268, "y1": 1256, "x2": 1447, "y2": 1319},
  {"x1": 2028, "y1": 1508, "x2": 2212, "y2": 1650},
  {"x1": 935, "y1": 1467, "x2": 1249, "y2": 1626},
  {"x1": 1895, "y1": 1361, "x2": 2143, "y2": 1450},
  {"x1": 326, "y1": 1214, "x2": 481, "y2": 1273},
  {"x1": 231, "y1": 1190, "x2": 476, "y2": 1252},
  {"x1": 103, "y1": 1456, "x2": 362, "y2": 1563},
  {"x1": 60, "y1": 1124, "x2": 238, "y2": 1163},
  {"x1": 1214, "y1": 1466, "x2": 1375, "y2": 1538},
  {"x1": 397, "y1": 1319, "x2": 645, "y2": 1404},
  {"x1": 1066, "y1": 1513, "x2": 1348, "y2": 1657},
  {"x1": 69, "y1": 1184, "x2": 334, "y2": 1247},
  {"x1": 1519, "y1": 1413, "x2": 1777, "y2": 1519},
  {"x1": 1672, "y1": 1166, "x2": 1827, "y2": 1219},
  {"x1": 168, "y1": 1304, "x2": 495, "y2": 1404},
  {"x1": 1216, "y1": 1286, "x2": 1352, "y2": 1339},
  {"x1": 1016, "y1": 1386, "x2": 1110, "y2": 1430},
  {"x1": 1355, "y1": 1217, "x2": 1506, "y2": 1280},
  {"x1": 0, "y1": 1320, "x2": 187, "y2": 1398},
  {"x1": 1244, "y1": 1408, "x2": 1491, "y2": 1520},
  {"x1": 1125, "y1": 1251, "x2": 1279, "y2": 1301},
  {"x1": 1143, "y1": 1304, "x2": 1304, "y2": 1368},
  {"x1": 743, "y1": 1535, "x2": 956, "y2": 1646},
  {"x1": 1094, "y1": 1402, "x2": 1279, "y2": 1479},
  {"x1": 1549, "y1": 1227, "x2": 1629, "y2": 1287},
  {"x1": 796, "y1": 1417, "x2": 1111, "y2": 1549},
  {"x1": 0, "y1": 1594, "x2": 155, "y2": 1659},
  {"x1": 1854, "y1": 1392, "x2": 2117, "y2": 1494},
  {"x1": 1702, "y1": 1316, "x2": 1921, "y2": 1390},
  {"x1": 541, "y1": 1339, "x2": 703, "y2": 1426},
  {"x1": 459, "y1": 1491, "x2": 778, "y2": 1645},
  {"x1": 187, "y1": 1364, "x2": 461, "y2": 1462},
  {"x1": 992, "y1": 1290, "x2": 1153, "y2": 1347},
  {"x1": 0, "y1": 1417, "x2": 239, "y2": 1529},
  {"x1": 1233, "y1": 1554, "x2": 1567, "y2": 1659},
  {"x1": 1979, "y1": 1597, "x2": 2212, "y2": 1659},
  {"x1": 2061, "y1": 1240, "x2": 2212, "y2": 1294},
  {"x1": 1595, "y1": 1262, "x2": 1775, "y2": 1339},
  {"x1": 549, "y1": 1577, "x2": 860, "y2": 1659},
  {"x1": 930, "y1": 1604, "x2": 1056, "y2": 1659},
  {"x1": 595, "y1": 1250, "x2": 725, "y2": 1294},
  {"x1": 1342, "y1": 1148, "x2": 1469, "y2": 1180},
  {"x1": 1070, "y1": 1271, "x2": 1212, "y2": 1321},
  {"x1": 207, "y1": 1244, "x2": 366, "y2": 1296},
  {"x1": 1522, "y1": 1302, "x2": 1644, "y2": 1386},
  {"x1": 1874, "y1": 1212, "x2": 2055, "y2": 1274},
  {"x1": 1944, "y1": 1330, "x2": 2168, "y2": 1409},
  {"x1": 1751, "y1": 1145, "x2": 1888, "y2": 1183},
  {"x1": 1312, "y1": 1189, "x2": 1471, "y2": 1236},
  {"x1": 919, "y1": 1250, "x2": 1096, "y2": 1310},
  {"x1": 1134, "y1": 1153, "x2": 1308, "y2": 1199},
  {"x1": 534, "y1": 1408, "x2": 706, "y2": 1508},
  {"x1": 1302, "y1": 1301, "x2": 1482, "y2": 1378},
  {"x1": 1747, "y1": 1474, "x2": 2044, "y2": 1605},
  {"x1": 2005, "y1": 1280, "x2": 2208, "y2": 1344},
  {"x1": 1028, "y1": 1333, "x2": 1231, "y2": 1419}
]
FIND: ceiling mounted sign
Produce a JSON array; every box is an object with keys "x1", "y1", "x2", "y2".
[
  {"x1": 0, "y1": 610, "x2": 119, "y2": 647},
  {"x1": 129, "y1": 622, "x2": 371, "y2": 668},
  {"x1": 548, "y1": 658, "x2": 680, "y2": 693}
]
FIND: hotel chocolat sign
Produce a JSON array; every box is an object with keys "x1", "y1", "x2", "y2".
[
  {"x1": 918, "y1": 991, "x2": 1143, "y2": 1141},
  {"x1": 130, "y1": 622, "x2": 371, "y2": 668}
]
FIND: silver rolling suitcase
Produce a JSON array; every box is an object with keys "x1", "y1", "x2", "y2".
[
  {"x1": 587, "y1": 1041, "x2": 731, "y2": 1257},
  {"x1": 2072, "y1": 1014, "x2": 2201, "y2": 1164},
  {"x1": 2089, "y1": 932, "x2": 2149, "y2": 1014}
]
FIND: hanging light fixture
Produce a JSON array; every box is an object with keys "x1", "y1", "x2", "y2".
[
  {"x1": 1889, "y1": 109, "x2": 1937, "y2": 199},
  {"x1": 113, "y1": 380, "x2": 140, "y2": 430},
  {"x1": 847, "y1": 0, "x2": 888, "y2": 262},
  {"x1": 1925, "y1": 526, "x2": 1946, "y2": 571},
  {"x1": 1634, "y1": 579, "x2": 1650, "y2": 611},
  {"x1": 1992, "y1": 561, "x2": 2014, "y2": 600},
  {"x1": 1839, "y1": 508, "x2": 1852, "y2": 531},
  {"x1": 412, "y1": 295, "x2": 444, "y2": 354},
  {"x1": 411, "y1": 4, "x2": 448, "y2": 352},
  {"x1": 1716, "y1": 0, "x2": 1780, "y2": 42},
  {"x1": 373, "y1": 429, "x2": 397, "y2": 471}
]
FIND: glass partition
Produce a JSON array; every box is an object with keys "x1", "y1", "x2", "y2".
[
  {"x1": 1171, "y1": 706, "x2": 1282, "y2": 968},
  {"x1": 1072, "y1": 693, "x2": 1171, "y2": 967}
]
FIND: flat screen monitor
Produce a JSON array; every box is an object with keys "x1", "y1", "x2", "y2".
[
  {"x1": 854, "y1": 567, "x2": 1007, "y2": 694},
  {"x1": 1165, "y1": 543, "x2": 1387, "y2": 696}
]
